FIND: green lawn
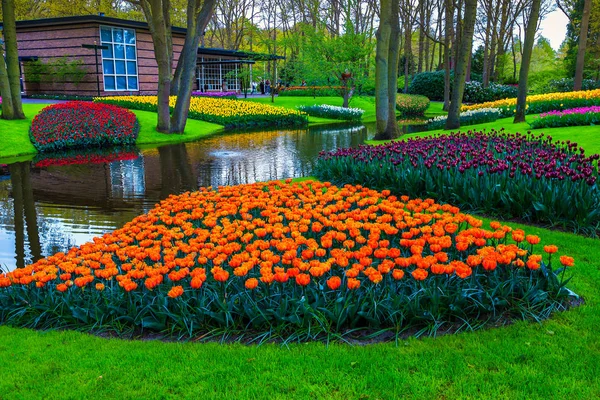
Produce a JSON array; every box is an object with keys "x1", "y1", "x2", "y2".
[
  {"x1": 2, "y1": 99, "x2": 600, "y2": 398},
  {"x1": 1, "y1": 218, "x2": 598, "y2": 399}
]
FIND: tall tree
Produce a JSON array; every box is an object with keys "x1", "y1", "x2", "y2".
[
  {"x1": 130, "y1": 0, "x2": 216, "y2": 134},
  {"x1": 375, "y1": 0, "x2": 393, "y2": 135},
  {"x1": 375, "y1": 0, "x2": 401, "y2": 140},
  {"x1": 574, "y1": 0, "x2": 591, "y2": 90},
  {"x1": 444, "y1": 0, "x2": 477, "y2": 129},
  {"x1": 514, "y1": 0, "x2": 541, "y2": 123},
  {"x1": 1, "y1": 0, "x2": 26, "y2": 120}
]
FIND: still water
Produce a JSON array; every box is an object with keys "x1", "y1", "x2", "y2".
[{"x1": 0, "y1": 122, "x2": 380, "y2": 270}]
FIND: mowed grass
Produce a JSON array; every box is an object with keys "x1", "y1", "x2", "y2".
[
  {"x1": 0, "y1": 219, "x2": 598, "y2": 399},
  {"x1": 2, "y1": 99, "x2": 600, "y2": 398}
]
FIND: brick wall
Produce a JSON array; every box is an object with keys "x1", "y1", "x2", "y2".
[{"x1": 17, "y1": 22, "x2": 186, "y2": 96}]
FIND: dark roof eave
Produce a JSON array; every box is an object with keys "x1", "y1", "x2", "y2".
[
  {"x1": 197, "y1": 47, "x2": 285, "y2": 60},
  {"x1": 0, "y1": 15, "x2": 187, "y2": 34}
]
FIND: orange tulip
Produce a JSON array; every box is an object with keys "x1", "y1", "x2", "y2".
[
  {"x1": 168, "y1": 285, "x2": 184, "y2": 298},
  {"x1": 326, "y1": 276, "x2": 342, "y2": 290}
]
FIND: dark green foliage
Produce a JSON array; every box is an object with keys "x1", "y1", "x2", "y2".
[
  {"x1": 279, "y1": 87, "x2": 341, "y2": 97},
  {"x1": 408, "y1": 71, "x2": 449, "y2": 101},
  {"x1": 548, "y1": 78, "x2": 600, "y2": 92},
  {"x1": 463, "y1": 82, "x2": 518, "y2": 104}
]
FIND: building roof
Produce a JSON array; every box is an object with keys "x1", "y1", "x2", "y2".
[
  {"x1": 198, "y1": 48, "x2": 284, "y2": 60},
  {"x1": 1, "y1": 15, "x2": 285, "y2": 61},
  {"x1": 0, "y1": 14, "x2": 187, "y2": 34}
]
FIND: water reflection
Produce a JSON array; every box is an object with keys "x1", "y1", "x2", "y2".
[
  {"x1": 0, "y1": 123, "x2": 373, "y2": 270},
  {"x1": 9, "y1": 162, "x2": 42, "y2": 268}
]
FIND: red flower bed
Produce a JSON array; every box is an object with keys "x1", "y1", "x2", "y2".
[{"x1": 30, "y1": 101, "x2": 139, "y2": 153}]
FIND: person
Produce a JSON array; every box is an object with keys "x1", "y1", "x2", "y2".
[
  {"x1": 259, "y1": 80, "x2": 265, "y2": 95},
  {"x1": 301, "y1": 79, "x2": 307, "y2": 87},
  {"x1": 265, "y1": 79, "x2": 271, "y2": 94},
  {"x1": 251, "y1": 81, "x2": 257, "y2": 95},
  {"x1": 222, "y1": 79, "x2": 228, "y2": 92}
]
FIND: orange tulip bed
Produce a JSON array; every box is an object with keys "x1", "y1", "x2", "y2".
[{"x1": 0, "y1": 180, "x2": 576, "y2": 341}]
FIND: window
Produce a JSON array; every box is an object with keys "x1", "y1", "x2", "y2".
[{"x1": 100, "y1": 26, "x2": 138, "y2": 91}]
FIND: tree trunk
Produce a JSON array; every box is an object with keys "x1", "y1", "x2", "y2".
[
  {"x1": 1, "y1": 0, "x2": 25, "y2": 119},
  {"x1": 375, "y1": 0, "x2": 392, "y2": 135},
  {"x1": 140, "y1": 0, "x2": 173, "y2": 133},
  {"x1": 574, "y1": 0, "x2": 591, "y2": 91},
  {"x1": 514, "y1": 0, "x2": 541, "y2": 123},
  {"x1": 445, "y1": 0, "x2": 477, "y2": 130},
  {"x1": 385, "y1": 0, "x2": 401, "y2": 138},
  {"x1": 170, "y1": 0, "x2": 216, "y2": 133},
  {"x1": 443, "y1": 0, "x2": 453, "y2": 111},
  {"x1": 0, "y1": 49, "x2": 16, "y2": 119},
  {"x1": 403, "y1": 6, "x2": 412, "y2": 93}
]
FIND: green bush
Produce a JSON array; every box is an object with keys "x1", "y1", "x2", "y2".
[
  {"x1": 279, "y1": 87, "x2": 340, "y2": 97},
  {"x1": 408, "y1": 71, "x2": 448, "y2": 101},
  {"x1": 547, "y1": 78, "x2": 600, "y2": 93},
  {"x1": 463, "y1": 82, "x2": 518, "y2": 104},
  {"x1": 396, "y1": 94, "x2": 430, "y2": 116}
]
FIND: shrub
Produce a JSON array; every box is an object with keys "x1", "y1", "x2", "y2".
[
  {"x1": 462, "y1": 89, "x2": 600, "y2": 117},
  {"x1": 396, "y1": 94, "x2": 430, "y2": 116},
  {"x1": 30, "y1": 102, "x2": 139, "y2": 153},
  {"x1": 463, "y1": 81, "x2": 518, "y2": 104},
  {"x1": 0, "y1": 180, "x2": 576, "y2": 340},
  {"x1": 547, "y1": 78, "x2": 599, "y2": 93},
  {"x1": 191, "y1": 91, "x2": 237, "y2": 99},
  {"x1": 314, "y1": 131, "x2": 600, "y2": 235},
  {"x1": 529, "y1": 106, "x2": 600, "y2": 129},
  {"x1": 278, "y1": 86, "x2": 341, "y2": 97},
  {"x1": 408, "y1": 71, "x2": 447, "y2": 101},
  {"x1": 298, "y1": 104, "x2": 364, "y2": 121},
  {"x1": 426, "y1": 108, "x2": 501, "y2": 130},
  {"x1": 96, "y1": 96, "x2": 308, "y2": 129}
]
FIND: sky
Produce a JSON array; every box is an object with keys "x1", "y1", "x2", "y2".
[{"x1": 539, "y1": 9, "x2": 570, "y2": 50}]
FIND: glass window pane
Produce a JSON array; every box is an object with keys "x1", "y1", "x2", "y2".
[
  {"x1": 104, "y1": 76, "x2": 115, "y2": 90},
  {"x1": 126, "y1": 61, "x2": 137, "y2": 74},
  {"x1": 125, "y1": 45, "x2": 136, "y2": 60},
  {"x1": 103, "y1": 60, "x2": 115, "y2": 74},
  {"x1": 100, "y1": 27, "x2": 111, "y2": 42},
  {"x1": 112, "y1": 28, "x2": 124, "y2": 43},
  {"x1": 114, "y1": 44, "x2": 125, "y2": 59},
  {"x1": 115, "y1": 60, "x2": 126, "y2": 74},
  {"x1": 101, "y1": 46, "x2": 113, "y2": 59},
  {"x1": 128, "y1": 77, "x2": 138, "y2": 90},
  {"x1": 116, "y1": 76, "x2": 127, "y2": 90},
  {"x1": 124, "y1": 29, "x2": 136, "y2": 44}
]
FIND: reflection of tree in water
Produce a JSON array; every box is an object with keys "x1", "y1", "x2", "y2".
[
  {"x1": 9, "y1": 162, "x2": 42, "y2": 269},
  {"x1": 158, "y1": 143, "x2": 198, "y2": 199}
]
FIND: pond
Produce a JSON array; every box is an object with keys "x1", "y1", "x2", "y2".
[{"x1": 1, "y1": 122, "x2": 394, "y2": 271}]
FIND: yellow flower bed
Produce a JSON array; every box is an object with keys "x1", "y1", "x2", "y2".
[
  {"x1": 96, "y1": 96, "x2": 308, "y2": 128},
  {"x1": 461, "y1": 89, "x2": 600, "y2": 116}
]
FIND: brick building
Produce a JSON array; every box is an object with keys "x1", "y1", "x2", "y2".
[{"x1": 1, "y1": 14, "x2": 275, "y2": 96}]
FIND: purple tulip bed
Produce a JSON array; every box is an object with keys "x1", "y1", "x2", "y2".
[
  {"x1": 530, "y1": 106, "x2": 600, "y2": 128},
  {"x1": 314, "y1": 129, "x2": 600, "y2": 235}
]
